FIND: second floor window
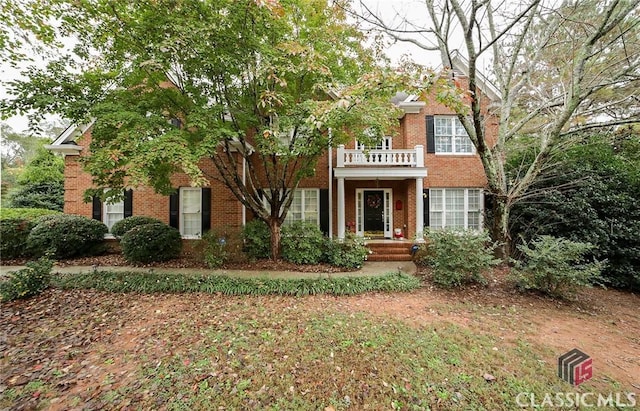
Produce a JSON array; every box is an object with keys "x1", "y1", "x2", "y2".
[
  {"x1": 356, "y1": 136, "x2": 392, "y2": 150},
  {"x1": 434, "y1": 117, "x2": 474, "y2": 154}
]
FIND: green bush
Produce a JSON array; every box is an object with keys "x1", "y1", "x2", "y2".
[
  {"x1": 198, "y1": 226, "x2": 247, "y2": 268},
  {"x1": 0, "y1": 257, "x2": 54, "y2": 301},
  {"x1": 510, "y1": 236, "x2": 604, "y2": 298},
  {"x1": 242, "y1": 219, "x2": 271, "y2": 260},
  {"x1": 0, "y1": 207, "x2": 61, "y2": 220},
  {"x1": 325, "y1": 233, "x2": 370, "y2": 269},
  {"x1": 120, "y1": 222, "x2": 182, "y2": 263},
  {"x1": 281, "y1": 221, "x2": 325, "y2": 265},
  {"x1": 0, "y1": 218, "x2": 36, "y2": 259},
  {"x1": 26, "y1": 214, "x2": 108, "y2": 258},
  {"x1": 110, "y1": 216, "x2": 163, "y2": 238},
  {"x1": 419, "y1": 230, "x2": 500, "y2": 288}
]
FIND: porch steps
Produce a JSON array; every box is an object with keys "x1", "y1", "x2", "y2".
[{"x1": 366, "y1": 241, "x2": 414, "y2": 262}]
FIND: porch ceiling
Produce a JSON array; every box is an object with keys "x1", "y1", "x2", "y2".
[{"x1": 333, "y1": 167, "x2": 427, "y2": 180}]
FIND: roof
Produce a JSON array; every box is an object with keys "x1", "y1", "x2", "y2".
[
  {"x1": 449, "y1": 50, "x2": 502, "y2": 103},
  {"x1": 45, "y1": 120, "x2": 94, "y2": 155}
]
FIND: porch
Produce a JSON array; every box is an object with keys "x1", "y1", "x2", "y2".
[{"x1": 333, "y1": 145, "x2": 428, "y2": 241}]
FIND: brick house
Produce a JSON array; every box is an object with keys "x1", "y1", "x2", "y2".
[{"x1": 47, "y1": 56, "x2": 498, "y2": 257}]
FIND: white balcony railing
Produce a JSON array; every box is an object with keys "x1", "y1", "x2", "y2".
[{"x1": 336, "y1": 145, "x2": 424, "y2": 167}]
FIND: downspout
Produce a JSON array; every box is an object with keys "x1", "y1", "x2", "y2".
[
  {"x1": 328, "y1": 128, "x2": 333, "y2": 239},
  {"x1": 242, "y1": 157, "x2": 246, "y2": 226}
]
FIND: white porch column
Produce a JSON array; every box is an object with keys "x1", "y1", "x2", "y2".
[
  {"x1": 337, "y1": 177, "x2": 345, "y2": 240},
  {"x1": 415, "y1": 177, "x2": 425, "y2": 241}
]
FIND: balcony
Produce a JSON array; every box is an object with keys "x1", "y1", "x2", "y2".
[{"x1": 336, "y1": 145, "x2": 424, "y2": 168}]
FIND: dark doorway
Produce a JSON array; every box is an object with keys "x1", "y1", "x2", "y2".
[{"x1": 364, "y1": 190, "x2": 384, "y2": 235}]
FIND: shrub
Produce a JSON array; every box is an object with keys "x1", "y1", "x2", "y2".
[
  {"x1": 0, "y1": 207, "x2": 61, "y2": 220},
  {"x1": 26, "y1": 214, "x2": 108, "y2": 258},
  {"x1": 110, "y1": 216, "x2": 163, "y2": 238},
  {"x1": 420, "y1": 230, "x2": 500, "y2": 288},
  {"x1": 325, "y1": 233, "x2": 369, "y2": 269},
  {"x1": 0, "y1": 218, "x2": 36, "y2": 259},
  {"x1": 0, "y1": 257, "x2": 54, "y2": 302},
  {"x1": 120, "y1": 222, "x2": 182, "y2": 263},
  {"x1": 281, "y1": 221, "x2": 325, "y2": 265},
  {"x1": 242, "y1": 219, "x2": 271, "y2": 260},
  {"x1": 197, "y1": 226, "x2": 247, "y2": 268},
  {"x1": 510, "y1": 236, "x2": 604, "y2": 298}
]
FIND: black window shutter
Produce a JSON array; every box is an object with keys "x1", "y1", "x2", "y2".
[
  {"x1": 169, "y1": 190, "x2": 180, "y2": 229},
  {"x1": 201, "y1": 188, "x2": 211, "y2": 233},
  {"x1": 426, "y1": 115, "x2": 435, "y2": 154},
  {"x1": 422, "y1": 189, "x2": 429, "y2": 229},
  {"x1": 319, "y1": 189, "x2": 329, "y2": 235},
  {"x1": 124, "y1": 189, "x2": 133, "y2": 218},
  {"x1": 92, "y1": 196, "x2": 102, "y2": 221}
]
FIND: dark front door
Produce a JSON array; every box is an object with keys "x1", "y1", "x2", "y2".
[{"x1": 364, "y1": 190, "x2": 384, "y2": 234}]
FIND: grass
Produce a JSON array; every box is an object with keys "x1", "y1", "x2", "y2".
[
  {"x1": 1, "y1": 288, "x2": 629, "y2": 410},
  {"x1": 51, "y1": 270, "x2": 421, "y2": 296}
]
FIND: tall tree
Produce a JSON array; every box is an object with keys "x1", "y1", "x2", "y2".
[
  {"x1": 1, "y1": 0, "x2": 432, "y2": 258},
  {"x1": 356, "y1": 0, "x2": 640, "y2": 257}
]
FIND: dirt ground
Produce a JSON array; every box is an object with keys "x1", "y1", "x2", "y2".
[{"x1": 1, "y1": 257, "x2": 639, "y2": 409}]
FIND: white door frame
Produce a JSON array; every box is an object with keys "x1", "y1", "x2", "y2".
[{"x1": 356, "y1": 188, "x2": 393, "y2": 238}]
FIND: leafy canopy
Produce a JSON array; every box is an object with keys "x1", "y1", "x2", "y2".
[{"x1": 1, "y1": 0, "x2": 432, "y2": 200}]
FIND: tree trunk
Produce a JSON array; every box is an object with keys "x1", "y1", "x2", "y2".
[
  {"x1": 268, "y1": 218, "x2": 282, "y2": 261},
  {"x1": 491, "y1": 195, "x2": 511, "y2": 260}
]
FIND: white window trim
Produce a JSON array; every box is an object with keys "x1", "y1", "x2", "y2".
[
  {"x1": 429, "y1": 188, "x2": 483, "y2": 231},
  {"x1": 434, "y1": 116, "x2": 476, "y2": 155},
  {"x1": 179, "y1": 187, "x2": 202, "y2": 239}
]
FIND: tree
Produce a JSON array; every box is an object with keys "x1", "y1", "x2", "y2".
[
  {"x1": 7, "y1": 145, "x2": 65, "y2": 211},
  {"x1": 355, "y1": 0, "x2": 640, "y2": 257},
  {"x1": 510, "y1": 128, "x2": 640, "y2": 290},
  {"x1": 1, "y1": 122, "x2": 65, "y2": 203},
  {"x1": 1, "y1": 0, "x2": 432, "y2": 258}
]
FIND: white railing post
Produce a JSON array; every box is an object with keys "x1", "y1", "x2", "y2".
[
  {"x1": 336, "y1": 145, "x2": 345, "y2": 167},
  {"x1": 415, "y1": 145, "x2": 424, "y2": 167}
]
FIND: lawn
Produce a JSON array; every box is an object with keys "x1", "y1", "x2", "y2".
[{"x1": 1, "y1": 271, "x2": 638, "y2": 410}]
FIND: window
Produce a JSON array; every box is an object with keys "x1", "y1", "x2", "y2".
[
  {"x1": 429, "y1": 188, "x2": 482, "y2": 230},
  {"x1": 356, "y1": 136, "x2": 392, "y2": 150},
  {"x1": 434, "y1": 117, "x2": 474, "y2": 154},
  {"x1": 180, "y1": 188, "x2": 202, "y2": 237},
  {"x1": 263, "y1": 188, "x2": 320, "y2": 226},
  {"x1": 104, "y1": 199, "x2": 124, "y2": 231},
  {"x1": 92, "y1": 190, "x2": 132, "y2": 234},
  {"x1": 169, "y1": 187, "x2": 211, "y2": 237},
  {"x1": 284, "y1": 189, "x2": 319, "y2": 226}
]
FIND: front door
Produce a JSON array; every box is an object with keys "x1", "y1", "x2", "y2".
[
  {"x1": 364, "y1": 190, "x2": 384, "y2": 236},
  {"x1": 357, "y1": 189, "x2": 392, "y2": 238}
]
